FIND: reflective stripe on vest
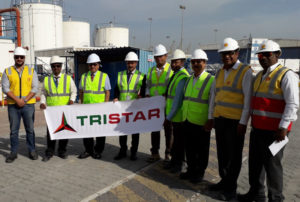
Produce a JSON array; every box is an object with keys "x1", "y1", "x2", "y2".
[
  {"x1": 213, "y1": 63, "x2": 250, "y2": 120},
  {"x1": 44, "y1": 74, "x2": 71, "y2": 106},
  {"x1": 165, "y1": 69, "x2": 189, "y2": 122},
  {"x1": 182, "y1": 72, "x2": 214, "y2": 125},
  {"x1": 147, "y1": 63, "x2": 173, "y2": 96},
  {"x1": 81, "y1": 71, "x2": 107, "y2": 104},
  {"x1": 118, "y1": 70, "x2": 144, "y2": 101},
  {"x1": 6, "y1": 65, "x2": 36, "y2": 104},
  {"x1": 251, "y1": 65, "x2": 292, "y2": 131}
]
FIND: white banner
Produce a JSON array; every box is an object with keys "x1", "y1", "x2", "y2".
[{"x1": 44, "y1": 96, "x2": 165, "y2": 140}]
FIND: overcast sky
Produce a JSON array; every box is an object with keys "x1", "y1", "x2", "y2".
[{"x1": 1, "y1": 0, "x2": 300, "y2": 52}]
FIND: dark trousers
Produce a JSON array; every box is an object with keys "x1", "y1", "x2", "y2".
[
  {"x1": 150, "y1": 123, "x2": 173, "y2": 155},
  {"x1": 170, "y1": 122, "x2": 185, "y2": 166},
  {"x1": 83, "y1": 137, "x2": 106, "y2": 155},
  {"x1": 214, "y1": 117, "x2": 245, "y2": 192},
  {"x1": 248, "y1": 128, "x2": 285, "y2": 202},
  {"x1": 45, "y1": 128, "x2": 68, "y2": 156},
  {"x1": 184, "y1": 121, "x2": 211, "y2": 177},
  {"x1": 119, "y1": 133, "x2": 139, "y2": 155}
]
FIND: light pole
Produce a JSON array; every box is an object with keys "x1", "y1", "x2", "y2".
[
  {"x1": 148, "y1": 17, "x2": 152, "y2": 50},
  {"x1": 132, "y1": 36, "x2": 136, "y2": 47},
  {"x1": 179, "y1": 5, "x2": 186, "y2": 50},
  {"x1": 214, "y1": 29, "x2": 218, "y2": 44}
]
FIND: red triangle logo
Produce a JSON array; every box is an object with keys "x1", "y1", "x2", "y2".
[{"x1": 54, "y1": 112, "x2": 77, "y2": 134}]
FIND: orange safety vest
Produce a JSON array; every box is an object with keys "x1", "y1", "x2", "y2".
[{"x1": 251, "y1": 65, "x2": 292, "y2": 131}]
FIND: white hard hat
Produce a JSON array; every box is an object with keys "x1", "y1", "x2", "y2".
[
  {"x1": 87, "y1": 53, "x2": 101, "y2": 64},
  {"x1": 50, "y1": 55, "x2": 63, "y2": 64},
  {"x1": 171, "y1": 49, "x2": 186, "y2": 60},
  {"x1": 256, "y1": 40, "x2": 281, "y2": 54},
  {"x1": 191, "y1": 49, "x2": 208, "y2": 61},
  {"x1": 125, "y1": 51, "x2": 139, "y2": 61},
  {"x1": 153, "y1": 44, "x2": 168, "y2": 56},
  {"x1": 218, "y1": 37, "x2": 239, "y2": 53},
  {"x1": 14, "y1": 47, "x2": 26, "y2": 56}
]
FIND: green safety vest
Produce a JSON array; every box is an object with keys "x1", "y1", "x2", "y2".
[
  {"x1": 117, "y1": 70, "x2": 144, "y2": 101},
  {"x1": 165, "y1": 68, "x2": 190, "y2": 122},
  {"x1": 44, "y1": 74, "x2": 71, "y2": 106},
  {"x1": 182, "y1": 72, "x2": 214, "y2": 126},
  {"x1": 146, "y1": 63, "x2": 173, "y2": 96},
  {"x1": 81, "y1": 70, "x2": 107, "y2": 104}
]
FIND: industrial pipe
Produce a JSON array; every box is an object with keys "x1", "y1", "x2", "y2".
[{"x1": 0, "y1": 7, "x2": 21, "y2": 46}]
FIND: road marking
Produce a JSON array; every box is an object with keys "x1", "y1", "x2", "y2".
[{"x1": 110, "y1": 184, "x2": 146, "y2": 202}]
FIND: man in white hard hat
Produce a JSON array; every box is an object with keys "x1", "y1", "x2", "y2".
[
  {"x1": 179, "y1": 49, "x2": 214, "y2": 183},
  {"x1": 163, "y1": 49, "x2": 189, "y2": 173},
  {"x1": 40, "y1": 56, "x2": 77, "y2": 162},
  {"x1": 78, "y1": 53, "x2": 111, "y2": 159},
  {"x1": 208, "y1": 37, "x2": 253, "y2": 200},
  {"x1": 1, "y1": 47, "x2": 39, "y2": 163},
  {"x1": 113, "y1": 51, "x2": 146, "y2": 161},
  {"x1": 146, "y1": 44, "x2": 174, "y2": 162},
  {"x1": 238, "y1": 40, "x2": 299, "y2": 202}
]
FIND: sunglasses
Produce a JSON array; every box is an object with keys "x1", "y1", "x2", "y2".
[
  {"x1": 14, "y1": 56, "x2": 25, "y2": 59},
  {"x1": 191, "y1": 60, "x2": 205, "y2": 64},
  {"x1": 89, "y1": 63, "x2": 98, "y2": 67},
  {"x1": 51, "y1": 64, "x2": 62, "y2": 68},
  {"x1": 221, "y1": 51, "x2": 236, "y2": 56},
  {"x1": 258, "y1": 52, "x2": 272, "y2": 58}
]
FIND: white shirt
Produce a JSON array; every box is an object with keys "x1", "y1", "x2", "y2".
[
  {"x1": 192, "y1": 70, "x2": 206, "y2": 86},
  {"x1": 208, "y1": 60, "x2": 254, "y2": 125},
  {"x1": 146, "y1": 63, "x2": 168, "y2": 95},
  {"x1": 260, "y1": 62, "x2": 299, "y2": 129},
  {"x1": 40, "y1": 73, "x2": 78, "y2": 104}
]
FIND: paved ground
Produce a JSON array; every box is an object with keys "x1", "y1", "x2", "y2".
[{"x1": 0, "y1": 105, "x2": 299, "y2": 202}]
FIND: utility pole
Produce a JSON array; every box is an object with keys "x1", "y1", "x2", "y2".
[
  {"x1": 214, "y1": 29, "x2": 218, "y2": 44},
  {"x1": 148, "y1": 17, "x2": 152, "y2": 50},
  {"x1": 179, "y1": 5, "x2": 186, "y2": 50}
]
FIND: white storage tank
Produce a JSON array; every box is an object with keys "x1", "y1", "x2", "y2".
[
  {"x1": 94, "y1": 24, "x2": 129, "y2": 47},
  {"x1": 63, "y1": 20, "x2": 90, "y2": 47},
  {"x1": 19, "y1": 3, "x2": 63, "y2": 66},
  {"x1": 0, "y1": 39, "x2": 15, "y2": 73}
]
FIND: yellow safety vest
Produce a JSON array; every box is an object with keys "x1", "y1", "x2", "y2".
[
  {"x1": 165, "y1": 68, "x2": 189, "y2": 122},
  {"x1": 117, "y1": 70, "x2": 144, "y2": 101},
  {"x1": 81, "y1": 71, "x2": 107, "y2": 104},
  {"x1": 147, "y1": 63, "x2": 173, "y2": 96},
  {"x1": 44, "y1": 74, "x2": 71, "y2": 106},
  {"x1": 5, "y1": 65, "x2": 36, "y2": 104},
  {"x1": 182, "y1": 72, "x2": 214, "y2": 126},
  {"x1": 213, "y1": 63, "x2": 250, "y2": 120}
]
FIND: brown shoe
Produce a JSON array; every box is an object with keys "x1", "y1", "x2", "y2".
[{"x1": 146, "y1": 154, "x2": 160, "y2": 163}]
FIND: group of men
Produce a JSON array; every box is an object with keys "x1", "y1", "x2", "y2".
[{"x1": 1, "y1": 37, "x2": 298, "y2": 202}]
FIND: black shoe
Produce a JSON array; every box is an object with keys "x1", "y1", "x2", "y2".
[
  {"x1": 58, "y1": 152, "x2": 68, "y2": 159},
  {"x1": 237, "y1": 192, "x2": 266, "y2": 202},
  {"x1": 93, "y1": 153, "x2": 102, "y2": 159},
  {"x1": 179, "y1": 171, "x2": 192, "y2": 180},
  {"x1": 218, "y1": 190, "x2": 237, "y2": 201},
  {"x1": 208, "y1": 181, "x2": 224, "y2": 191},
  {"x1": 170, "y1": 164, "x2": 182, "y2": 173},
  {"x1": 78, "y1": 151, "x2": 91, "y2": 159},
  {"x1": 42, "y1": 155, "x2": 52, "y2": 162},
  {"x1": 114, "y1": 152, "x2": 126, "y2": 160},
  {"x1": 6, "y1": 152, "x2": 17, "y2": 163},
  {"x1": 190, "y1": 175, "x2": 203, "y2": 184},
  {"x1": 130, "y1": 153, "x2": 137, "y2": 161},
  {"x1": 29, "y1": 151, "x2": 38, "y2": 160}
]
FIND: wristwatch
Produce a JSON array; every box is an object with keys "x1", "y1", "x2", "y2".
[{"x1": 24, "y1": 98, "x2": 28, "y2": 103}]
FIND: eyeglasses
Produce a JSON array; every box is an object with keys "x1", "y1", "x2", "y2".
[
  {"x1": 51, "y1": 64, "x2": 62, "y2": 68},
  {"x1": 258, "y1": 52, "x2": 272, "y2": 58},
  {"x1": 88, "y1": 63, "x2": 98, "y2": 67},
  {"x1": 14, "y1": 56, "x2": 25, "y2": 59},
  {"x1": 221, "y1": 51, "x2": 236, "y2": 56}
]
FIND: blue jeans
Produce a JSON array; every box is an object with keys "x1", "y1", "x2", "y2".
[{"x1": 8, "y1": 104, "x2": 36, "y2": 153}]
